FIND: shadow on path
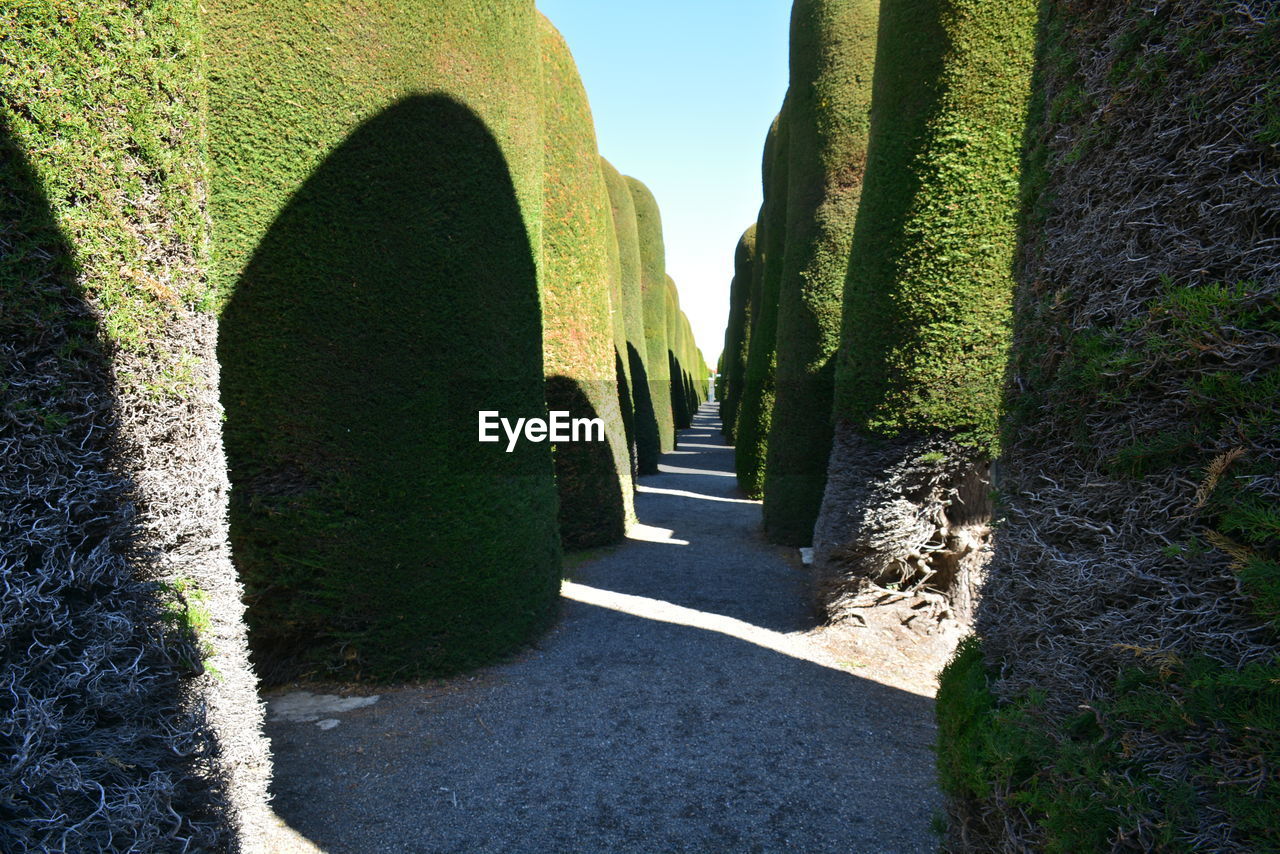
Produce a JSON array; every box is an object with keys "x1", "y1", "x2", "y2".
[{"x1": 265, "y1": 404, "x2": 941, "y2": 853}]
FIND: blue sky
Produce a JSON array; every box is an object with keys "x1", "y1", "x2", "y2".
[{"x1": 537, "y1": 0, "x2": 792, "y2": 366}]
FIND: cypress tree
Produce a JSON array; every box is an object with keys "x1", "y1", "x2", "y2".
[
  {"x1": 210, "y1": 0, "x2": 562, "y2": 679},
  {"x1": 600, "y1": 161, "x2": 637, "y2": 482},
  {"x1": 666, "y1": 277, "x2": 691, "y2": 431},
  {"x1": 539, "y1": 14, "x2": 632, "y2": 548},
  {"x1": 627, "y1": 176, "x2": 676, "y2": 454},
  {"x1": 939, "y1": 4, "x2": 1279, "y2": 849},
  {"x1": 2, "y1": 4, "x2": 271, "y2": 847},
  {"x1": 763, "y1": 0, "x2": 879, "y2": 546},
  {"x1": 720, "y1": 224, "x2": 758, "y2": 441},
  {"x1": 813, "y1": 0, "x2": 1037, "y2": 615},
  {"x1": 682, "y1": 313, "x2": 701, "y2": 414},
  {"x1": 603, "y1": 159, "x2": 659, "y2": 475},
  {"x1": 736, "y1": 106, "x2": 790, "y2": 497}
]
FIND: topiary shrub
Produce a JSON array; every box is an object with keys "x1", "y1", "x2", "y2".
[
  {"x1": 602, "y1": 158, "x2": 658, "y2": 476},
  {"x1": 539, "y1": 14, "x2": 632, "y2": 548},
  {"x1": 945, "y1": 3, "x2": 1280, "y2": 850},
  {"x1": 209, "y1": 1, "x2": 562, "y2": 681},
  {"x1": 720, "y1": 225, "x2": 757, "y2": 442},
  {"x1": 736, "y1": 107, "x2": 790, "y2": 498},
  {"x1": 627, "y1": 176, "x2": 676, "y2": 455},
  {"x1": 1, "y1": 2, "x2": 271, "y2": 848},
  {"x1": 812, "y1": 0, "x2": 1036, "y2": 621},
  {"x1": 763, "y1": 0, "x2": 879, "y2": 546},
  {"x1": 666, "y1": 277, "x2": 691, "y2": 431}
]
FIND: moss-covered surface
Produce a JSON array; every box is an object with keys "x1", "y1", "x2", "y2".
[
  {"x1": 720, "y1": 225, "x2": 757, "y2": 442},
  {"x1": 736, "y1": 108, "x2": 790, "y2": 497},
  {"x1": 941, "y1": 3, "x2": 1280, "y2": 851},
  {"x1": 208, "y1": 0, "x2": 561, "y2": 680},
  {"x1": 1, "y1": 2, "x2": 257, "y2": 847},
  {"x1": 603, "y1": 159, "x2": 658, "y2": 475},
  {"x1": 539, "y1": 14, "x2": 631, "y2": 548},
  {"x1": 833, "y1": 0, "x2": 1034, "y2": 453},
  {"x1": 762, "y1": 0, "x2": 878, "y2": 546},
  {"x1": 627, "y1": 175, "x2": 675, "y2": 454}
]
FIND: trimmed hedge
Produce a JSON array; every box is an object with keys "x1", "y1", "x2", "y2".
[
  {"x1": 735, "y1": 107, "x2": 790, "y2": 497},
  {"x1": 941, "y1": 3, "x2": 1280, "y2": 850},
  {"x1": 666, "y1": 277, "x2": 691, "y2": 431},
  {"x1": 600, "y1": 161, "x2": 636, "y2": 483},
  {"x1": 539, "y1": 14, "x2": 632, "y2": 548},
  {"x1": 682, "y1": 312, "x2": 702, "y2": 414},
  {"x1": 209, "y1": 0, "x2": 562, "y2": 680},
  {"x1": 720, "y1": 224, "x2": 758, "y2": 441},
  {"x1": 763, "y1": 0, "x2": 878, "y2": 546},
  {"x1": 627, "y1": 176, "x2": 676, "y2": 454},
  {"x1": 603, "y1": 158, "x2": 659, "y2": 475},
  {"x1": 832, "y1": 0, "x2": 1029, "y2": 452},
  {"x1": 1, "y1": 2, "x2": 270, "y2": 848},
  {"x1": 811, "y1": 0, "x2": 1033, "y2": 614}
]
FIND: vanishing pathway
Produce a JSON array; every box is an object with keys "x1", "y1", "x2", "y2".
[{"x1": 265, "y1": 404, "x2": 941, "y2": 853}]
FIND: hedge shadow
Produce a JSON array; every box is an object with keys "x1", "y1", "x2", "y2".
[{"x1": 220, "y1": 95, "x2": 561, "y2": 682}]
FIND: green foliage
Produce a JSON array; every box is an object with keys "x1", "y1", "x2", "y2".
[
  {"x1": 666, "y1": 277, "x2": 690, "y2": 431},
  {"x1": 603, "y1": 159, "x2": 659, "y2": 475},
  {"x1": 161, "y1": 578, "x2": 217, "y2": 674},
  {"x1": 833, "y1": 0, "x2": 1037, "y2": 454},
  {"x1": 720, "y1": 226, "x2": 758, "y2": 442},
  {"x1": 736, "y1": 109, "x2": 789, "y2": 497},
  {"x1": 0, "y1": 0, "x2": 211, "y2": 371},
  {"x1": 627, "y1": 176, "x2": 676, "y2": 454},
  {"x1": 599, "y1": 159, "x2": 636, "y2": 482},
  {"x1": 939, "y1": 639, "x2": 1280, "y2": 852},
  {"x1": 209, "y1": 1, "x2": 561, "y2": 680},
  {"x1": 539, "y1": 15, "x2": 630, "y2": 548},
  {"x1": 947, "y1": 2, "x2": 1280, "y2": 848},
  {"x1": 763, "y1": 0, "x2": 878, "y2": 545}
]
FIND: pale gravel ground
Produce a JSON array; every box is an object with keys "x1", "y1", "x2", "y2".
[{"x1": 263, "y1": 404, "x2": 942, "y2": 853}]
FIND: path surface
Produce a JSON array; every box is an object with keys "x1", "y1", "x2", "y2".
[{"x1": 265, "y1": 404, "x2": 941, "y2": 853}]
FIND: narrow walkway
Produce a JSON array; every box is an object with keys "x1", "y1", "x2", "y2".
[{"x1": 266, "y1": 404, "x2": 941, "y2": 853}]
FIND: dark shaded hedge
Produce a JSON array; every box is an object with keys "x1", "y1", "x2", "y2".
[
  {"x1": 720, "y1": 224, "x2": 757, "y2": 442},
  {"x1": 210, "y1": 1, "x2": 561, "y2": 680},
  {"x1": 763, "y1": 0, "x2": 879, "y2": 546},
  {"x1": 940, "y1": 3, "x2": 1279, "y2": 851}
]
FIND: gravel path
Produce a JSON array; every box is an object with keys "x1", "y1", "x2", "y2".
[{"x1": 265, "y1": 404, "x2": 942, "y2": 853}]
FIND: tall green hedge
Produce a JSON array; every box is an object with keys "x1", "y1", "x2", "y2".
[
  {"x1": 720, "y1": 224, "x2": 757, "y2": 441},
  {"x1": 627, "y1": 175, "x2": 676, "y2": 454},
  {"x1": 600, "y1": 162, "x2": 636, "y2": 482},
  {"x1": 832, "y1": 0, "x2": 1029, "y2": 451},
  {"x1": 666, "y1": 276, "x2": 691, "y2": 431},
  {"x1": 603, "y1": 158, "x2": 659, "y2": 475},
  {"x1": 736, "y1": 107, "x2": 790, "y2": 497},
  {"x1": 763, "y1": 0, "x2": 878, "y2": 546},
  {"x1": 681, "y1": 312, "x2": 702, "y2": 414},
  {"x1": 1, "y1": 2, "x2": 270, "y2": 847},
  {"x1": 209, "y1": 0, "x2": 561, "y2": 680},
  {"x1": 539, "y1": 14, "x2": 631, "y2": 548},
  {"x1": 940, "y1": 3, "x2": 1279, "y2": 850}
]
